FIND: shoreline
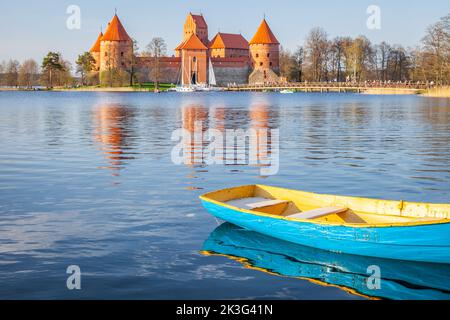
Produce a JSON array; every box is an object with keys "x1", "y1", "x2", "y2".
[{"x1": 1, "y1": 86, "x2": 449, "y2": 97}]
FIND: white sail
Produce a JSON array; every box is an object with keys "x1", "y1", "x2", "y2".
[{"x1": 209, "y1": 58, "x2": 217, "y2": 86}]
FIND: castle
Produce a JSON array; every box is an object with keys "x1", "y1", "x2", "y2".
[{"x1": 89, "y1": 13, "x2": 281, "y2": 86}]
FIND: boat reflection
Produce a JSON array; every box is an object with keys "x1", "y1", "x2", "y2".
[{"x1": 202, "y1": 223, "x2": 450, "y2": 300}]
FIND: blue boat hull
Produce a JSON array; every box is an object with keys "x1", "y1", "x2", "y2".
[{"x1": 202, "y1": 200, "x2": 450, "y2": 264}]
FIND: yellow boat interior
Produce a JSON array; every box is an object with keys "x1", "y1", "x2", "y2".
[{"x1": 201, "y1": 185, "x2": 450, "y2": 226}]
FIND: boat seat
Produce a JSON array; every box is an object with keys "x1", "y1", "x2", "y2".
[
  {"x1": 288, "y1": 207, "x2": 348, "y2": 220},
  {"x1": 227, "y1": 197, "x2": 288, "y2": 210}
]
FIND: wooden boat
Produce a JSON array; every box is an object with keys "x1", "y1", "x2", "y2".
[
  {"x1": 202, "y1": 223, "x2": 450, "y2": 300},
  {"x1": 200, "y1": 185, "x2": 450, "y2": 264}
]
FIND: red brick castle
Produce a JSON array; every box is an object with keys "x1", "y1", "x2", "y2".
[{"x1": 89, "y1": 13, "x2": 281, "y2": 86}]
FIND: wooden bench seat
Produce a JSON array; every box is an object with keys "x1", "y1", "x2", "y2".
[
  {"x1": 227, "y1": 197, "x2": 289, "y2": 210},
  {"x1": 288, "y1": 207, "x2": 348, "y2": 220}
]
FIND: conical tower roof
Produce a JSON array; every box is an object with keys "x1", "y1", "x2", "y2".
[
  {"x1": 178, "y1": 33, "x2": 208, "y2": 50},
  {"x1": 102, "y1": 15, "x2": 132, "y2": 42},
  {"x1": 90, "y1": 32, "x2": 103, "y2": 53},
  {"x1": 249, "y1": 19, "x2": 279, "y2": 45}
]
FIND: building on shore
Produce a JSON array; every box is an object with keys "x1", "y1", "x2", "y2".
[{"x1": 89, "y1": 13, "x2": 281, "y2": 86}]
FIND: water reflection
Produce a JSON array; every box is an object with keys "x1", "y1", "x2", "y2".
[
  {"x1": 202, "y1": 223, "x2": 450, "y2": 300},
  {"x1": 179, "y1": 100, "x2": 279, "y2": 174},
  {"x1": 92, "y1": 104, "x2": 137, "y2": 175}
]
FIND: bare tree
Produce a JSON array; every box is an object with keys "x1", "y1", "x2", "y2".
[
  {"x1": 422, "y1": 15, "x2": 450, "y2": 84},
  {"x1": 5, "y1": 60, "x2": 20, "y2": 87},
  {"x1": 305, "y1": 27, "x2": 329, "y2": 82},
  {"x1": 18, "y1": 59, "x2": 39, "y2": 89},
  {"x1": 145, "y1": 37, "x2": 167, "y2": 90}
]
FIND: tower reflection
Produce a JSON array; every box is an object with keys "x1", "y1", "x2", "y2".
[{"x1": 92, "y1": 104, "x2": 136, "y2": 176}]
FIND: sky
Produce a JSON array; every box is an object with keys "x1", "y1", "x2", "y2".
[{"x1": 1, "y1": 0, "x2": 449, "y2": 65}]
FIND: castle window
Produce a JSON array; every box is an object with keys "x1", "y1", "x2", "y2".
[
  {"x1": 121, "y1": 52, "x2": 124, "y2": 57},
  {"x1": 259, "y1": 62, "x2": 263, "y2": 66},
  {"x1": 270, "y1": 62, "x2": 273, "y2": 66},
  {"x1": 267, "y1": 53, "x2": 270, "y2": 57},
  {"x1": 256, "y1": 53, "x2": 259, "y2": 58}
]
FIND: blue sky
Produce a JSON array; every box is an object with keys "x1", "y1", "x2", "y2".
[{"x1": 1, "y1": 0, "x2": 449, "y2": 65}]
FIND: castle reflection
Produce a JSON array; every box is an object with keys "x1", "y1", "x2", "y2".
[
  {"x1": 180, "y1": 98, "x2": 278, "y2": 173},
  {"x1": 92, "y1": 104, "x2": 136, "y2": 176}
]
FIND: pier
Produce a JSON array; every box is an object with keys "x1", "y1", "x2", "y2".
[{"x1": 227, "y1": 82, "x2": 432, "y2": 94}]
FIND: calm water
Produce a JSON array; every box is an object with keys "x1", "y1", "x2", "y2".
[{"x1": 0, "y1": 91, "x2": 449, "y2": 300}]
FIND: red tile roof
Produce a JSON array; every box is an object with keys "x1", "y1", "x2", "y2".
[
  {"x1": 102, "y1": 15, "x2": 132, "y2": 42},
  {"x1": 90, "y1": 32, "x2": 103, "y2": 53},
  {"x1": 249, "y1": 19, "x2": 279, "y2": 45},
  {"x1": 190, "y1": 14, "x2": 208, "y2": 29},
  {"x1": 178, "y1": 33, "x2": 208, "y2": 50},
  {"x1": 209, "y1": 33, "x2": 249, "y2": 50}
]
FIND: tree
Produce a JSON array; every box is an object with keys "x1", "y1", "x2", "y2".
[
  {"x1": 0, "y1": 61, "x2": 5, "y2": 86},
  {"x1": 329, "y1": 37, "x2": 351, "y2": 82},
  {"x1": 279, "y1": 47, "x2": 296, "y2": 82},
  {"x1": 76, "y1": 52, "x2": 96, "y2": 86},
  {"x1": 41, "y1": 52, "x2": 64, "y2": 88},
  {"x1": 344, "y1": 36, "x2": 374, "y2": 82},
  {"x1": 376, "y1": 42, "x2": 392, "y2": 81},
  {"x1": 18, "y1": 59, "x2": 39, "y2": 89},
  {"x1": 422, "y1": 14, "x2": 450, "y2": 84},
  {"x1": 145, "y1": 37, "x2": 167, "y2": 90},
  {"x1": 305, "y1": 27, "x2": 329, "y2": 82},
  {"x1": 293, "y1": 47, "x2": 305, "y2": 82},
  {"x1": 123, "y1": 39, "x2": 139, "y2": 87},
  {"x1": 5, "y1": 60, "x2": 20, "y2": 87}
]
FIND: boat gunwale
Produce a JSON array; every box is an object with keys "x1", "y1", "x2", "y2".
[{"x1": 199, "y1": 185, "x2": 450, "y2": 229}]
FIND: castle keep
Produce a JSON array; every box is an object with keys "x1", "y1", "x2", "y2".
[{"x1": 89, "y1": 13, "x2": 281, "y2": 86}]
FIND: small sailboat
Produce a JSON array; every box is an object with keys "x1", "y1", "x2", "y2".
[
  {"x1": 195, "y1": 58, "x2": 223, "y2": 92},
  {"x1": 280, "y1": 89, "x2": 295, "y2": 94},
  {"x1": 200, "y1": 185, "x2": 450, "y2": 263},
  {"x1": 174, "y1": 56, "x2": 197, "y2": 93}
]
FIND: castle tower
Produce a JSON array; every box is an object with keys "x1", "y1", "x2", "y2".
[
  {"x1": 176, "y1": 13, "x2": 209, "y2": 57},
  {"x1": 183, "y1": 13, "x2": 208, "y2": 46},
  {"x1": 177, "y1": 34, "x2": 209, "y2": 85},
  {"x1": 90, "y1": 32, "x2": 103, "y2": 71},
  {"x1": 99, "y1": 14, "x2": 133, "y2": 73},
  {"x1": 249, "y1": 19, "x2": 280, "y2": 84}
]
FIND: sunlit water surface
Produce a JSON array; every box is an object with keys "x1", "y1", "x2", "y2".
[{"x1": 0, "y1": 91, "x2": 449, "y2": 300}]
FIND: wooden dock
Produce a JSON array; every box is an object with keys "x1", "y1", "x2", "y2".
[{"x1": 226, "y1": 82, "x2": 431, "y2": 94}]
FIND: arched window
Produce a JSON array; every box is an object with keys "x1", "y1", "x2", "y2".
[
  {"x1": 267, "y1": 53, "x2": 270, "y2": 57},
  {"x1": 259, "y1": 62, "x2": 263, "y2": 67},
  {"x1": 256, "y1": 53, "x2": 259, "y2": 58}
]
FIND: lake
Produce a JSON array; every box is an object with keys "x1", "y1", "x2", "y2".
[{"x1": 0, "y1": 91, "x2": 449, "y2": 300}]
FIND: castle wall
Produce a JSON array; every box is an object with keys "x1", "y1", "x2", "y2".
[
  {"x1": 214, "y1": 66, "x2": 250, "y2": 86},
  {"x1": 136, "y1": 57, "x2": 181, "y2": 83},
  {"x1": 211, "y1": 48, "x2": 249, "y2": 59}
]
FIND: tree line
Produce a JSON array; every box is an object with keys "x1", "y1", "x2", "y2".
[
  {"x1": 280, "y1": 14, "x2": 449, "y2": 85},
  {"x1": 0, "y1": 52, "x2": 73, "y2": 89}
]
